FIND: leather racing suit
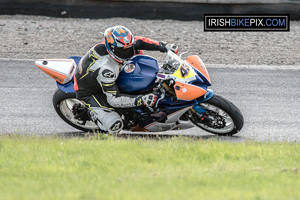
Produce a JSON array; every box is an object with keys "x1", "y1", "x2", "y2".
[{"x1": 74, "y1": 37, "x2": 169, "y2": 134}]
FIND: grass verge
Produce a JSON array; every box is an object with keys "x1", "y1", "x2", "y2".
[{"x1": 0, "y1": 134, "x2": 299, "y2": 200}]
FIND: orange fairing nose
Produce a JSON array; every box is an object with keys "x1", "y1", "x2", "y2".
[
  {"x1": 186, "y1": 55, "x2": 211, "y2": 85},
  {"x1": 174, "y1": 81, "x2": 207, "y2": 101}
]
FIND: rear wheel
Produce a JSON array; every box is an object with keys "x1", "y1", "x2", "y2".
[
  {"x1": 188, "y1": 94, "x2": 244, "y2": 136},
  {"x1": 53, "y1": 89, "x2": 98, "y2": 132}
]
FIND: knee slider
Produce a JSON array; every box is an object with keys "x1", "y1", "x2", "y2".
[{"x1": 109, "y1": 120, "x2": 123, "y2": 135}]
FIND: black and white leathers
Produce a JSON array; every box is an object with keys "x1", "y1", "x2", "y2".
[{"x1": 74, "y1": 38, "x2": 169, "y2": 134}]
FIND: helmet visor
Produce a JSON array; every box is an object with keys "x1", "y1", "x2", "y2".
[{"x1": 114, "y1": 46, "x2": 134, "y2": 60}]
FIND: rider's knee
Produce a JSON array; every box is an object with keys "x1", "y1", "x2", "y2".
[{"x1": 89, "y1": 108, "x2": 123, "y2": 134}]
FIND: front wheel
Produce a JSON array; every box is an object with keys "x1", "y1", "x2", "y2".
[
  {"x1": 188, "y1": 94, "x2": 244, "y2": 136},
  {"x1": 53, "y1": 89, "x2": 99, "y2": 132}
]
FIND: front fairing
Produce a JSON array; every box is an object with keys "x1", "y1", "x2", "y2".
[{"x1": 158, "y1": 51, "x2": 211, "y2": 101}]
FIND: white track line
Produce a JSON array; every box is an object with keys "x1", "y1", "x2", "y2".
[
  {"x1": 1, "y1": 58, "x2": 299, "y2": 70},
  {"x1": 206, "y1": 64, "x2": 300, "y2": 70},
  {"x1": 0, "y1": 58, "x2": 36, "y2": 62}
]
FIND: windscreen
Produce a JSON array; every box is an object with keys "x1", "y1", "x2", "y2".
[{"x1": 161, "y1": 51, "x2": 183, "y2": 74}]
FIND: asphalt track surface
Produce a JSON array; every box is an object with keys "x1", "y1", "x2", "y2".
[{"x1": 1, "y1": 59, "x2": 299, "y2": 142}]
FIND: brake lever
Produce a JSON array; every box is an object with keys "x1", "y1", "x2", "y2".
[{"x1": 146, "y1": 106, "x2": 155, "y2": 112}]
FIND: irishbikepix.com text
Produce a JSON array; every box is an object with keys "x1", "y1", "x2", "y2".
[{"x1": 204, "y1": 15, "x2": 289, "y2": 31}]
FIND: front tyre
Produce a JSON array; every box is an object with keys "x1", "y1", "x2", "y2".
[
  {"x1": 189, "y1": 94, "x2": 244, "y2": 136},
  {"x1": 53, "y1": 89, "x2": 98, "y2": 132}
]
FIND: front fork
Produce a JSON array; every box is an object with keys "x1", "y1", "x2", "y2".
[{"x1": 192, "y1": 89, "x2": 214, "y2": 114}]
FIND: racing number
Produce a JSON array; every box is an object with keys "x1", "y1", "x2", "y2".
[
  {"x1": 106, "y1": 30, "x2": 114, "y2": 44},
  {"x1": 117, "y1": 28, "x2": 126, "y2": 35},
  {"x1": 180, "y1": 65, "x2": 190, "y2": 78}
]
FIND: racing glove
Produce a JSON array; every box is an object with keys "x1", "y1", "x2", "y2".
[
  {"x1": 135, "y1": 94, "x2": 157, "y2": 107},
  {"x1": 159, "y1": 42, "x2": 179, "y2": 54}
]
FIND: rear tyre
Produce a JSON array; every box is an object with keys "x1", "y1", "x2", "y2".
[
  {"x1": 53, "y1": 89, "x2": 99, "y2": 132},
  {"x1": 189, "y1": 94, "x2": 244, "y2": 136}
]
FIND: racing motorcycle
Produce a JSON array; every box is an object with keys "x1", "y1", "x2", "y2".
[{"x1": 35, "y1": 51, "x2": 244, "y2": 136}]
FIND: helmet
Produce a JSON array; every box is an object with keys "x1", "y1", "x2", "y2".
[{"x1": 104, "y1": 26, "x2": 135, "y2": 63}]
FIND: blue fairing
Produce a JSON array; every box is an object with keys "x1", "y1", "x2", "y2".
[
  {"x1": 192, "y1": 67, "x2": 212, "y2": 87},
  {"x1": 192, "y1": 90, "x2": 214, "y2": 114},
  {"x1": 116, "y1": 55, "x2": 159, "y2": 93},
  {"x1": 69, "y1": 56, "x2": 82, "y2": 66},
  {"x1": 57, "y1": 81, "x2": 75, "y2": 93}
]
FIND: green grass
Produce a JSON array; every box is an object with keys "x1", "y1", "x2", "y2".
[{"x1": 0, "y1": 134, "x2": 299, "y2": 200}]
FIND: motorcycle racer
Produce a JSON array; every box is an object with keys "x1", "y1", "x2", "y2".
[{"x1": 74, "y1": 25, "x2": 179, "y2": 135}]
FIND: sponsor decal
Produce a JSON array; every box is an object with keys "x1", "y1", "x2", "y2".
[
  {"x1": 124, "y1": 36, "x2": 129, "y2": 43},
  {"x1": 124, "y1": 64, "x2": 135, "y2": 73},
  {"x1": 102, "y1": 69, "x2": 114, "y2": 78},
  {"x1": 137, "y1": 98, "x2": 142, "y2": 106},
  {"x1": 111, "y1": 121, "x2": 122, "y2": 131}
]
